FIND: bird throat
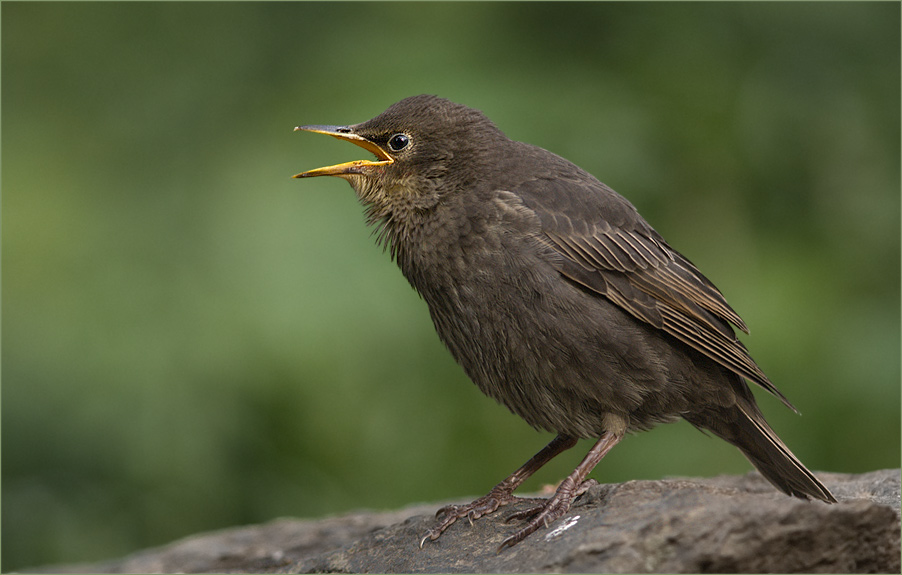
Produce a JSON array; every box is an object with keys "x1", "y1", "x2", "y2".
[{"x1": 349, "y1": 175, "x2": 436, "y2": 268}]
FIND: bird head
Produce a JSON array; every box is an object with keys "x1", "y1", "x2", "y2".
[{"x1": 294, "y1": 95, "x2": 506, "y2": 214}]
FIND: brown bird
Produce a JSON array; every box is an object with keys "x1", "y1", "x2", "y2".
[{"x1": 293, "y1": 95, "x2": 836, "y2": 550}]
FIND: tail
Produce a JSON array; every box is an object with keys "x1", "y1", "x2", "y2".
[{"x1": 687, "y1": 400, "x2": 837, "y2": 503}]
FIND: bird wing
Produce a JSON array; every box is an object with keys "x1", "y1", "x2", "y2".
[{"x1": 510, "y1": 176, "x2": 796, "y2": 412}]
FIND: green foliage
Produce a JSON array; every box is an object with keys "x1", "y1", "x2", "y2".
[{"x1": 3, "y1": 2, "x2": 899, "y2": 571}]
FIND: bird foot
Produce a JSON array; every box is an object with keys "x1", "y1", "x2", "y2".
[
  {"x1": 497, "y1": 477, "x2": 597, "y2": 551},
  {"x1": 419, "y1": 485, "x2": 528, "y2": 547}
]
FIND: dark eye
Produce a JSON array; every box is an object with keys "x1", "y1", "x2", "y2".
[{"x1": 387, "y1": 133, "x2": 410, "y2": 152}]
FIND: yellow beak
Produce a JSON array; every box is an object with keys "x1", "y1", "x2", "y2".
[{"x1": 293, "y1": 125, "x2": 393, "y2": 178}]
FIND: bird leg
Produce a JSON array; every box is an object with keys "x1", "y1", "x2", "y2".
[
  {"x1": 498, "y1": 431, "x2": 623, "y2": 551},
  {"x1": 419, "y1": 434, "x2": 578, "y2": 547}
]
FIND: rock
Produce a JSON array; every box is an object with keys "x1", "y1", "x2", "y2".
[{"x1": 26, "y1": 469, "x2": 900, "y2": 574}]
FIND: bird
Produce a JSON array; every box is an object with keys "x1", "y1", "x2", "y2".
[{"x1": 292, "y1": 94, "x2": 836, "y2": 550}]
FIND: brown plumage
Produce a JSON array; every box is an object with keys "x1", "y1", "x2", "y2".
[{"x1": 293, "y1": 94, "x2": 836, "y2": 550}]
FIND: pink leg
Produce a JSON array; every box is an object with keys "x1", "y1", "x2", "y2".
[
  {"x1": 498, "y1": 431, "x2": 623, "y2": 550},
  {"x1": 419, "y1": 434, "x2": 578, "y2": 547}
]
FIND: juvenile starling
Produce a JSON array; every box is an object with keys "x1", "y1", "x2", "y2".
[{"x1": 293, "y1": 95, "x2": 836, "y2": 550}]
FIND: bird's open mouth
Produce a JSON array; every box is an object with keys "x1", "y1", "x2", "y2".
[{"x1": 293, "y1": 125, "x2": 393, "y2": 178}]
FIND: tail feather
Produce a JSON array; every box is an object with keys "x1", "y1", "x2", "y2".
[
  {"x1": 689, "y1": 401, "x2": 836, "y2": 503},
  {"x1": 733, "y1": 402, "x2": 836, "y2": 502}
]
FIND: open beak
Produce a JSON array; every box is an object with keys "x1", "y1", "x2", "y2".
[{"x1": 293, "y1": 125, "x2": 393, "y2": 179}]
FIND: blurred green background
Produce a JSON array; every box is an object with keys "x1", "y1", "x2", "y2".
[{"x1": 3, "y1": 2, "x2": 899, "y2": 571}]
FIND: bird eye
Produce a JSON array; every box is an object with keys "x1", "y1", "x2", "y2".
[{"x1": 387, "y1": 133, "x2": 410, "y2": 152}]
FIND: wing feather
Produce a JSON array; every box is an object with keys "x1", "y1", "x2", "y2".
[{"x1": 512, "y1": 176, "x2": 795, "y2": 411}]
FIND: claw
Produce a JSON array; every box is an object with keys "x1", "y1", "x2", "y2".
[
  {"x1": 419, "y1": 525, "x2": 444, "y2": 548},
  {"x1": 574, "y1": 478, "x2": 599, "y2": 498},
  {"x1": 498, "y1": 507, "x2": 556, "y2": 551},
  {"x1": 497, "y1": 478, "x2": 599, "y2": 551},
  {"x1": 419, "y1": 434, "x2": 603, "y2": 549},
  {"x1": 503, "y1": 504, "x2": 543, "y2": 523},
  {"x1": 498, "y1": 524, "x2": 535, "y2": 552},
  {"x1": 419, "y1": 489, "x2": 524, "y2": 547},
  {"x1": 434, "y1": 504, "x2": 454, "y2": 519},
  {"x1": 425, "y1": 433, "x2": 619, "y2": 551}
]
